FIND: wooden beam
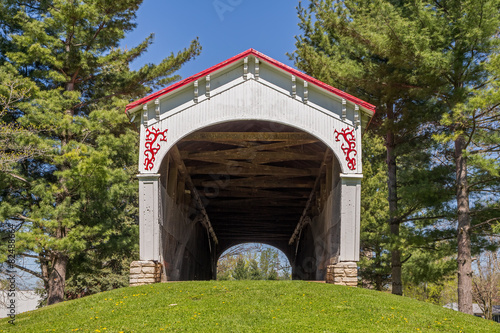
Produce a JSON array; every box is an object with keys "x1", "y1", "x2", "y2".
[
  {"x1": 289, "y1": 151, "x2": 331, "y2": 245},
  {"x1": 200, "y1": 187, "x2": 310, "y2": 199},
  {"x1": 194, "y1": 176, "x2": 315, "y2": 189},
  {"x1": 182, "y1": 132, "x2": 317, "y2": 142},
  {"x1": 169, "y1": 145, "x2": 218, "y2": 245},
  {"x1": 207, "y1": 206, "x2": 305, "y2": 215},
  {"x1": 182, "y1": 151, "x2": 324, "y2": 164},
  {"x1": 207, "y1": 197, "x2": 306, "y2": 207},
  {"x1": 181, "y1": 140, "x2": 319, "y2": 160},
  {"x1": 187, "y1": 162, "x2": 318, "y2": 177}
]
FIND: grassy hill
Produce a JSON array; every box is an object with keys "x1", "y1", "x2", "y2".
[{"x1": 1, "y1": 281, "x2": 498, "y2": 332}]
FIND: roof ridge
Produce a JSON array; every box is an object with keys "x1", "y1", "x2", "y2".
[{"x1": 125, "y1": 49, "x2": 376, "y2": 114}]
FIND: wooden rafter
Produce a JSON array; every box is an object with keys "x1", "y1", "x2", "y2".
[
  {"x1": 194, "y1": 176, "x2": 315, "y2": 189},
  {"x1": 181, "y1": 139, "x2": 319, "y2": 160},
  {"x1": 182, "y1": 132, "x2": 317, "y2": 142},
  {"x1": 289, "y1": 151, "x2": 331, "y2": 245},
  {"x1": 169, "y1": 145, "x2": 218, "y2": 245},
  {"x1": 182, "y1": 151, "x2": 324, "y2": 164},
  {"x1": 188, "y1": 162, "x2": 318, "y2": 177},
  {"x1": 200, "y1": 187, "x2": 309, "y2": 199},
  {"x1": 175, "y1": 126, "x2": 328, "y2": 247}
]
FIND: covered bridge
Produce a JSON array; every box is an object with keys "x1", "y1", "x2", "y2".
[{"x1": 125, "y1": 49, "x2": 375, "y2": 285}]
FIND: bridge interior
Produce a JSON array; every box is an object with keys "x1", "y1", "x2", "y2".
[{"x1": 158, "y1": 120, "x2": 340, "y2": 281}]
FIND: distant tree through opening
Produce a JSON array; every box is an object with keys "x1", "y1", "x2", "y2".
[{"x1": 217, "y1": 243, "x2": 291, "y2": 281}]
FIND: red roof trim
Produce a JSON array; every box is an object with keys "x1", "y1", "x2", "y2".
[{"x1": 126, "y1": 49, "x2": 376, "y2": 114}]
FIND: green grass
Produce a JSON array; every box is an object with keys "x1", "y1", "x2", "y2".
[{"x1": 1, "y1": 281, "x2": 498, "y2": 332}]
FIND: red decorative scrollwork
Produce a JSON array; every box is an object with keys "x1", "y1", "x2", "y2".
[
  {"x1": 334, "y1": 128, "x2": 357, "y2": 170},
  {"x1": 144, "y1": 127, "x2": 168, "y2": 171}
]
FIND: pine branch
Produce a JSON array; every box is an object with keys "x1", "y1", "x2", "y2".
[
  {"x1": 10, "y1": 262, "x2": 45, "y2": 281},
  {"x1": 20, "y1": 253, "x2": 42, "y2": 260},
  {"x1": 7, "y1": 172, "x2": 29, "y2": 183},
  {"x1": 401, "y1": 254, "x2": 412, "y2": 264},
  {"x1": 400, "y1": 215, "x2": 447, "y2": 223},
  {"x1": 471, "y1": 218, "x2": 500, "y2": 230}
]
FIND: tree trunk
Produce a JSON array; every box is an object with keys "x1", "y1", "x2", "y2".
[
  {"x1": 47, "y1": 252, "x2": 68, "y2": 305},
  {"x1": 40, "y1": 257, "x2": 50, "y2": 291},
  {"x1": 46, "y1": 79, "x2": 74, "y2": 305},
  {"x1": 386, "y1": 104, "x2": 402, "y2": 296},
  {"x1": 455, "y1": 135, "x2": 473, "y2": 315}
]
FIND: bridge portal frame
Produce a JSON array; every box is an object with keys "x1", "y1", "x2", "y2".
[{"x1": 125, "y1": 49, "x2": 375, "y2": 286}]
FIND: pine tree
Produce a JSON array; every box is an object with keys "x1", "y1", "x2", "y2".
[
  {"x1": 259, "y1": 247, "x2": 279, "y2": 279},
  {"x1": 248, "y1": 259, "x2": 262, "y2": 280},
  {"x1": 359, "y1": 132, "x2": 391, "y2": 290},
  {"x1": 232, "y1": 257, "x2": 249, "y2": 280},
  {"x1": 425, "y1": 0, "x2": 500, "y2": 314},
  {"x1": 0, "y1": 0, "x2": 200, "y2": 305},
  {"x1": 292, "y1": 0, "x2": 447, "y2": 295},
  {"x1": 293, "y1": 0, "x2": 500, "y2": 312}
]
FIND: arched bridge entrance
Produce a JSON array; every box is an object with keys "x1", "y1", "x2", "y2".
[{"x1": 125, "y1": 49, "x2": 375, "y2": 286}]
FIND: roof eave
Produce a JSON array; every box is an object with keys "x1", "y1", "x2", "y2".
[{"x1": 125, "y1": 49, "x2": 376, "y2": 116}]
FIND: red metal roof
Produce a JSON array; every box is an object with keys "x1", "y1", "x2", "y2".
[{"x1": 125, "y1": 49, "x2": 376, "y2": 114}]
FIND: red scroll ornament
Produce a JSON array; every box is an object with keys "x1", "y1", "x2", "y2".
[
  {"x1": 334, "y1": 128, "x2": 357, "y2": 171},
  {"x1": 144, "y1": 127, "x2": 168, "y2": 171}
]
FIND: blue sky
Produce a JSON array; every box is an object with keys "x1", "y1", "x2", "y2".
[{"x1": 121, "y1": 0, "x2": 303, "y2": 81}]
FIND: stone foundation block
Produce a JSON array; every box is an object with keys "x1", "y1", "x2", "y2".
[
  {"x1": 326, "y1": 262, "x2": 358, "y2": 287},
  {"x1": 130, "y1": 260, "x2": 162, "y2": 286}
]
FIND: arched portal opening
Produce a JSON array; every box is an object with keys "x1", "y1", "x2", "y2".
[
  {"x1": 216, "y1": 243, "x2": 291, "y2": 280},
  {"x1": 156, "y1": 120, "x2": 342, "y2": 282}
]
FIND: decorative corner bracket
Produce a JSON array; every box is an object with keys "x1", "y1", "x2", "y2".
[
  {"x1": 255, "y1": 57, "x2": 260, "y2": 80},
  {"x1": 144, "y1": 127, "x2": 168, "y2": 171},
  {"x1": 303, "y1": 81, "x2": 308, "y2": 104},
  {"x1": 194, "y1": 80, "x2": 199, "y2": 103},
  {"x1": 354, "y1": 105, "x2": 360, "y2": 127},
  {"x1": 334, "y1": 127, "x2": 357, "y2": 171},
  {"x1": 142, "y1": 104, "x2": 148, "y2": 123},
  {"x1": 243, "y1": 57, "x2": 248, "y2": 80},
  {"x1": 205, "y1": 75, "x2": 211, "y2": 98},
  {"x1": 155, "y1": 99, "x2": 160, "y2": 121},
  {"x1": 342, "y1": 99, "x2": 347, "y2": 120}
]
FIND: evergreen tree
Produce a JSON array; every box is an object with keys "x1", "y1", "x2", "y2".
[
  {"x1": 359, "y1": 132, "x2": 391, "y2": 290},
  {"x1": 248, "y1": 259, "x2": 262, "y2": 280},
  {"x1": 267, "y1": 269, "x2": 278, "y2": 281},
  {"x1": 0, "y1": 0, "x2": 200, "y2": 305},
  {"x1": 423, "y1": 0, "x2": 500, "y2": 314},
  {"x1": 232, "y1": 257, "x2": 249, "y2": 280},
  {"x1": 0, "y1": 63, "x2": 42, "y2": 173},
  {"x1": 293, "y1": 0, "x2": 500, "y2": 313},
  {"x1": 292, "y1": 0, "x2": 448, "y2": 295},
  {"x1": 259, "y1": 247, "x2": 279, "y2": 279}
]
